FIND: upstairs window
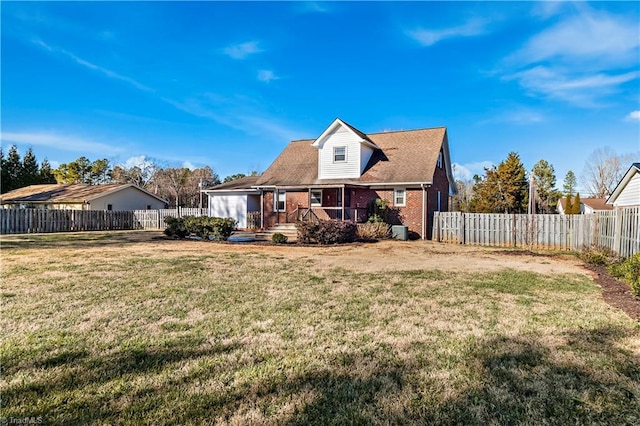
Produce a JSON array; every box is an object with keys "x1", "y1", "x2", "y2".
[
  {"x1": 437, "y1": 152, "x2": 443, "y2": 168},
  {"x1": 107, "y1": 204, "x2": 113, "y2": 211},
  {"x1": 310, "y1": 190, "x2": 322, "y2": 206},
  {"x1": 394, "y1": 189, "x2": 406, "y2": 207},
  {"x1": 333, "y1": 146, "x2": 346, "y2": 163}
]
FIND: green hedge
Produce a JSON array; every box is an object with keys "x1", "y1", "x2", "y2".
[
  {"x1": 610, "y1": 253, "x2": 640, "y2": 297},
  {"x1": 164, "y1": 216, "x2": 237, "y2": 241}
]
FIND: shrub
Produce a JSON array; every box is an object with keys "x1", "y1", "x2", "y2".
[
  {"x1": 367, "y1": 198, "x2": 389, "y2": 223},
  {"x1": 579, "y1": 245, "x2": 621, "y2": 266},
  {"x1": 610, "y1": 254, "x2": 640, "y2": 297},
  {"x1": 164, "y1": 216, "x2": 237, "y2": 241},
  {"x1": 356, "y1": 222, "x2": 390, "y2": 240},
  {"x1": 271, "y1": 232, "x2": 288, "y2": 244},
  {"x1": 164, "y1": 216, "x2": 188, "y2": 238},
  {"x1": 296, "y1": 220, "x2": 357, "y2": 245}
]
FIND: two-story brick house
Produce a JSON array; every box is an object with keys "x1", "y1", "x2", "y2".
[{"x1": 204, "y1": 118, "x2": 456, "y2": 239}]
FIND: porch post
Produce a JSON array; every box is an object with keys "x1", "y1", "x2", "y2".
[
  {"x1": 422, "y1": 185, "x2": 427, "y2": 240},
  {"x1": 341, "y1": 186, "x2": 345, "y2": 221},
  {"x1": 275, "y1": 186, "x2": 279, "y2": 224},
  {"x1": 260, "y1": 191, "x2": 264, "y2": 229}
]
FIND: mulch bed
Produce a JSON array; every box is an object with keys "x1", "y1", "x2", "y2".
[{"x1": 583, "y1": 264, "x2": 640, "y2": 322}]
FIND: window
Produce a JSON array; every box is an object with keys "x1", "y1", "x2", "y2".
[
  {"x1": 437, "y1": 191, "x2": 441, "y2": 212},
  {"x1": 274, "y1": 190, "x2": 286, "y2": 212},
  {"x1": 310, "y1": 190, "x2": 322, "y2": 206},
  {"x1": 394, "y1": 189, "x2": 406, "y2": 207},
  {"x1": 437, "y1": 152, "x2": 443, "y2": 168},
  {"x1": 107, "y1": 204, "x2": 113, "y2": 211},
  {"x1": 146, "y1": 205, "x2": 152, "y2": 210},
  {"x1": 333, "y1": 146, "x2": 346, "y2": 162}
]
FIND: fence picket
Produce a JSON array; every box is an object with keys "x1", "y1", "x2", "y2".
[{"x1": 434, "y1": 209, "x2": 639, "y2": 257}]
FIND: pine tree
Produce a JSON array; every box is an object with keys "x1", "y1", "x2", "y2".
[
  {"x1": 563, "y1": 170, "x2": 576, "y2": 196},
  {"x1": 39, "y1": 159, "x2": 57, "y2": 184},
  {"x1": 21, "y1": 148, "x2": 40, "y2": 187},
  {"x1": 0, "y1": 148, "x2": 8, "y2": 193},
  {"x1": 532, "y1": 159, "x2": 557, "y2": 213},
  {"x1": 470, "y1": 152, "x2": 528, "y2": 213},
  {"x1": 4, "y1": 145, "x2": 23, "y2": 192}
]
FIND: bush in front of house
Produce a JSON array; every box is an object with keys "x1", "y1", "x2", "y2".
[
  {"x1": 164, "y1": 216, "x2": 237, "y2": 241},
  {"x1": 296, "y1": 220, "x2": 357, "y2": 244},
  {"x1": 356, "y1": 222, "x2": 390, "y2": 240},
  {"x1": 164, "y1": 216, "x2": 188, "y2": 238},
  {"x1": 610, "y1": 253, "x2": 640, "y2": 297},
  {"x1": 271, "y1": 232, "x2": 288, "y2": 244}
]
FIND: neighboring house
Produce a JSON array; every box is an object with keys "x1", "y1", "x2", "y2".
[
  {"x1": 204, "y1": 118, "x2": 456, "y2": 239},
  {"x1": 606, "y1": 163, "x2": 640, "y2": 208},
  {"x1": 557, "y1": 197, "x2": 614, "y2": 214},
  {"x1": 203, "y1": 176, "x2": 261, "y2": 229},
  {"x1": 0, "y1": 184, "x2": 168, "y2": 210}
]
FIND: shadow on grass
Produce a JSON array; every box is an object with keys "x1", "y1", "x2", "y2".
[
  {"x1": 0, "y1": 231, "x2": 164, "y2": 250},
  {"x1": 4, "y1": 326, "x2": 639, "y2": 424}
]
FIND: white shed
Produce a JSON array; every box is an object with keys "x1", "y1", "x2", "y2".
[
  {"x1": 203, "y1": 176, "x2": 261, "y2": 229},
  {"x1": 607, "y1": 163, "x2": 640, "y2": 207}
]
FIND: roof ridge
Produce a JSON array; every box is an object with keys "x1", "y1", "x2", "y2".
[{"x1": 367, "y1": 126, "x2": 447, "y2": 136}]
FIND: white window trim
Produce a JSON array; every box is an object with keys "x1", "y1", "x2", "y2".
[
  {"x1": 274, "y1": 190, "x2": 286, "y2": 212},
  {"x1": 333, "y1": 146, "x2": 347, "y2": 163},
  {"x1": 393, "y1": 189, "x2": 406, "y2": 207},
  {"x1": 310, "y1": 189, "x2": 322, "y2": 207}
]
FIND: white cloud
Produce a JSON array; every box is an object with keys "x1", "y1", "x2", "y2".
[
  {"x1": 33, "y1": 39, "x2": 154, "y2": 92},
  {"x1": 257, "y1": 69, "x2": 279, "y2": 83},
  {"x1": 452, "y1": 161, "x2": 494, "y2": 181},
  {"x1": 0, "y1": 131, "x2": 125, "y2": 156},
  {"x1": 407, "y1": 19, "x2": 488, "y2": 46},
  {"x1": 626, "y1": 111, "x2": 640, "y2": 121},
  {"x1": 481, "y1": 108, "x2": 546, "y2": 125},
  {"x1": 182, "y1": 160, "x2": 196, "y2": 170},
  {"x1": 223, "y1": 41, "x2": 263, "y2": 59},
  {"x1": 294, "y1": 1, "x2": 330, "y2": 13},
  {"x1": 504, "y1": 6, "x2": 640, "y2": 107}
]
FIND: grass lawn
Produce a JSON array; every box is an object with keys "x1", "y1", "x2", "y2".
[{"x1": 1, "y1": 231, "x2": 639, "y2": 425}]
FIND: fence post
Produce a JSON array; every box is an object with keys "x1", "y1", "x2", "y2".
[{"x1": 613, "y1": 208, "x2": 622, "y2": 255}]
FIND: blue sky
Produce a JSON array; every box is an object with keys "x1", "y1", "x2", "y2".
[{"x1": 2, "y1": 1, "x2": 639, "y2": 192}]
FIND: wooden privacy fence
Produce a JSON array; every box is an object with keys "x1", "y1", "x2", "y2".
[
  {"x1": 0, "y1": 208, "x2": 207, "y2": 234},
  {"x1": 433, "y1": 207, "x2": 640, "y2": 258}
]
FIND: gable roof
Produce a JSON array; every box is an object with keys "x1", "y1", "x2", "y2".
[
  {"x1": 206, "y1": 176, "x2": 260, "y2": 191},
  {"x1": 256, "y1": 121, "x2": 453, "y2": 191},
  {"x1": 0, "y1": 183, "x2": 168, "y2": 205},
  {"x1": 558, "y1": 197, "x2": 614, "y2": 212},
  {"x1": 606, "y1": 163, "x2": 640, "y2": 205}
]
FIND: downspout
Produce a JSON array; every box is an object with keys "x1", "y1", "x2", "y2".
[{"x1": 260, "y1": 191, "x2": 264, "y2": 229}]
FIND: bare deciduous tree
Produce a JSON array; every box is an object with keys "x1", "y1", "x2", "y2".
[{"x1": 582, "y1": 148, "x2": 636, "y2": 198}]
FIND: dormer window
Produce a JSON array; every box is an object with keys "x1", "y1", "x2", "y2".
[{"x1": 333, "y1": 146, "x2": 346, "y2": 163}]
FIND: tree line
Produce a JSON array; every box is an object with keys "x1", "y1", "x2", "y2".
[
  {"x1": 0, "y1": 145, "x2": 260, "y2": 208},
  {"x1": 453, "y1": 147, "x2": 636, "y2": 214}
]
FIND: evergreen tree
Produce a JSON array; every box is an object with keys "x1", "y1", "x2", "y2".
[
  {"x1": 572, "y1": 193, "x2": 581, "y2": 214},
  {"x1": 21, "y1": 148, "x2": 40, "y2": 187},
  {"x1": 39, "y1": 159, "x2": 57, "y2": 184},
  {"x1": 470, "y1": 152, "x2": 528, "y2": 213},
  {"x1": 4, "y1": 145, "x2": 23, "y2": 192},
  {"x1": 90, "y1": 159, "x2": 112, "y2": 184},
  {"x1": 0, "y1": 148, "x2": 8, "y2": 193},
  {"x1": 532, "y1": 159, "x2": 558, "y2": 213},
  {"x1": 565, "y1": 195, "x2": 573, "y2": 215},
  {"x1": 563, "y1": 170, "x2": 577, "y2": 196}
]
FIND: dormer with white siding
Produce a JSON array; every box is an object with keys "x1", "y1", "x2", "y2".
[{"x1": 312, "y1": 118, "x2": 379, "y2": 179}]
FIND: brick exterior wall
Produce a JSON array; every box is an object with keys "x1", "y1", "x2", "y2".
[{"x1": 260, "y1": 160, "x2": 450, "y2": 238}]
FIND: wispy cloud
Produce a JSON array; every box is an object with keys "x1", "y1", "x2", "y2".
[
  {"x1": 626, "y1": 111, "x2": 640, "y2": 121},
  {"x1": 294, "y1": 1, "x2": 331, "y2": 14},
  {"x1": 257, "y1": 69, "x2": 280, "y2": 83},
  {"x1": 452, "y1": 161, "x2": 494, "y2": 181},
  {"x1": 33, "y1": 39, "x2": 154, "y2": 92},
  {"x1": 407, "y1": 19, "x2": 488, "y2": 46},
  {"x1": 1, "y1": 131, "x2": 125, "y2": 156},
  {"x1": 480, "y1": 107, "x2": 546, "y2": 125},
  {"x1": 223, "y1": 41, "x2": 263, "y2": 59},
  {"x1": 503, "y1": 6, "x2": 640, "y2": 106}
]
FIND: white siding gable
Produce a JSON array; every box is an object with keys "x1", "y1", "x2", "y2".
[
  {"x1": 614, "y1": 173, "x2": 640, "y2": 207},
  {"x1": 314, "y1": 121, "x2": 376, "y2": 179}
]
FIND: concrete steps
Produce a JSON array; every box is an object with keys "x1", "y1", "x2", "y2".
[{"x1": 256, "y1": 223, "x2": 298, "y2": 242}]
